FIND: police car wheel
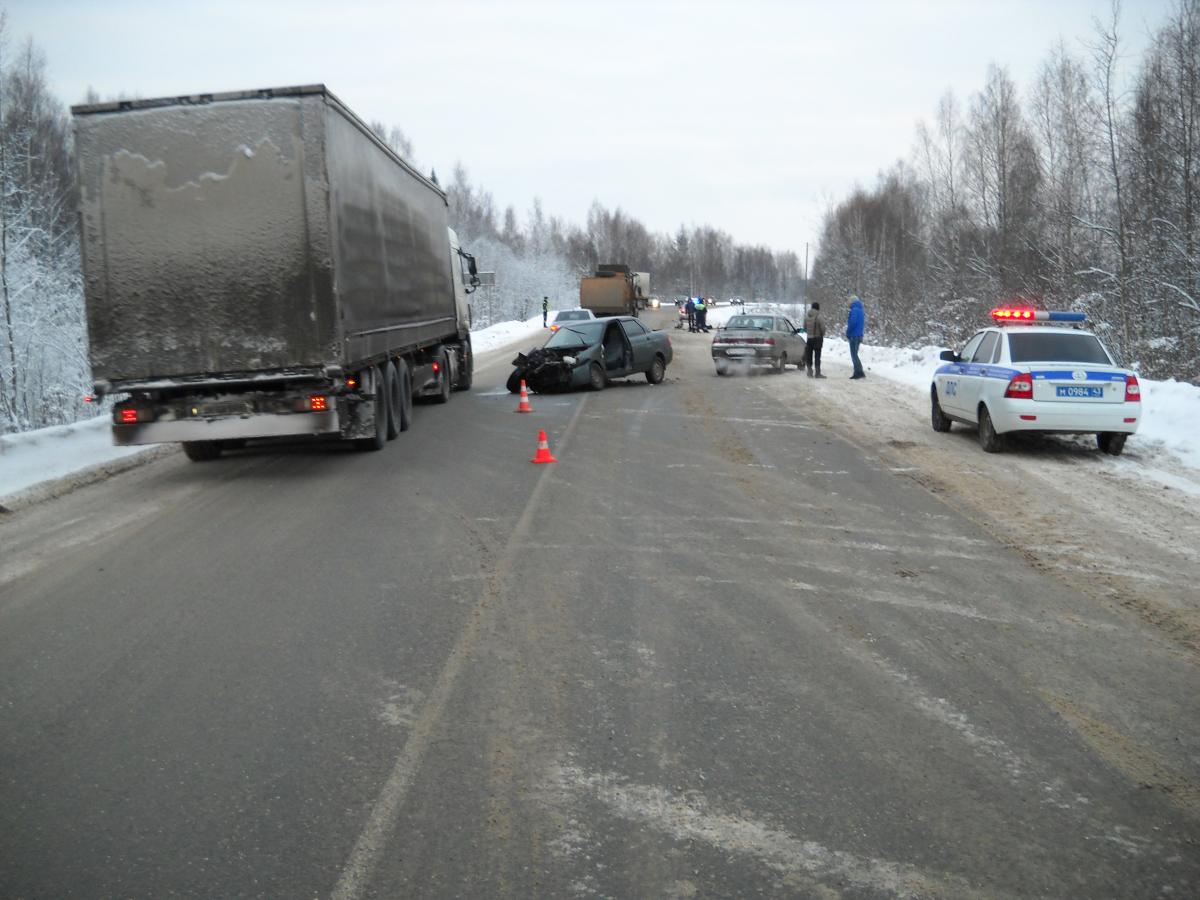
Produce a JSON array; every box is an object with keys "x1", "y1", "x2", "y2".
[
  {"x1": 1097, "y1": 432, "x2": 1127, "y2": 456},
  {"x1": 977, "y1": 406, "x2": 1004, "y2": 453},
  {"x1": 931, "y1": 389, "x2": 952, "y2": 433}
]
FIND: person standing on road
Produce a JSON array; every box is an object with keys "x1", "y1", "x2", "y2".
[
  {"x1": 803, "y1": 302, "x2": 826, "y2": 378},
  {"x1": 686, "y1": 297, "x2": 697, "y2": 332},
  {"x1": 846, "y1": 295, "x2": 866, "y2": 379},
  {"x1": 695, "y1": 297, "x2": 708, "y2": 332},
  {"x1": 542, "y1": 296, "x2": 549, "y2": 328}
]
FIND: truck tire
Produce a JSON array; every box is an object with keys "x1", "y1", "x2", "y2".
[
  {"x1": 454, "y1": 339, "x2": 473, "y2": 391},
  {"x1": 397, "y1": 360, "x2": 413, "y2": 432},
  {"x1": 384, "y1": 361, "x2": 401, "y2": 440},
  {"x1": 183, "y1": 440, "x2": 222, "y2": 462},
  {"x1": 356, "y1": 365, "x2": 388, "y2": 451},
  {"x1": 432, "y1": 350, "x2": 452, "y2": 404}
]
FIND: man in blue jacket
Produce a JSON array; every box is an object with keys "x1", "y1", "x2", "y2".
[{"x1": 846, "y1": 295, "x2": 866, "y2": 379}]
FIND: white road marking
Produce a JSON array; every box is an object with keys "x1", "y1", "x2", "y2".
[{"x1": 330, "y1": 398, "x2": 592, "y2": 900}]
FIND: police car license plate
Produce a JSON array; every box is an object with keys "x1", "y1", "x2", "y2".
[{"x1": 1056, "y1": 386, "x2": 1103, "y2": 399}]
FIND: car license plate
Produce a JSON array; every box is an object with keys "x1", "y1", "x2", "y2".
[
  {"x1": 726, "y1": 348, "x2": 756, "y2": 357},
  {"x1": 1056, "y1": 385, "x2": 1103, "y2": 398}
]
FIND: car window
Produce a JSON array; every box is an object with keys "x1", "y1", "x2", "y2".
[
  {"x1": 959, "y1": 332, "x2": 985, "y2": 362},
  {"x1": 779, "y1": 318, "x2": 795, "y2": 331},
  {"x1": 973, "y1": 332, "x2": 999, "y2": 364},
  {"x1": 621, "y1": 319, "x2": 647, "y2": 338},
  {"x1": 546, "y1": 321, "x2": 604, "y2": 347},
  {"x1": 990, "y1": 335, "x2": 1004, "y2": 363},
  {"x1": 727, "y1": 316, "x2": 773, "y2": 330},
  {"x1": 555, "y1": 310, "x2": 590, "y2": 322},
  {"x1": 1008, "y1": 332, "x2": 1113, "y2": 364}
]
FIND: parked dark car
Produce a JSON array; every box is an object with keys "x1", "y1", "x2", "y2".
[
  {"x1": 508, "y1": 316, "x2": 673, "y2": 393},
  {"x1": 711, "y1": 313, "x2": 806, "y2": 375}
]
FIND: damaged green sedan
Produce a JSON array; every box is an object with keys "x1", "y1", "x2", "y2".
[{"x1": 507, "y1": 316, "x2": 673, "y2": 393}]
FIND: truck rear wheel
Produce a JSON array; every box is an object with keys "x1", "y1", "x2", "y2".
[
  {"x1": 183, "y1": 440, "x2": 222, "y2": 462},
  {"x1": 397, "y1": 360, "x2": 413, "y2": 432},
  {"x1": 384, "y1": 361, "x2": 401, "y2": 440},
  {"x1": 357, "y1": 365, "x2": 388, "y2": 451}
]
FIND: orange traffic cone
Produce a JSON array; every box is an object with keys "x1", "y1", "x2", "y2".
[
  {"x1": 515, "y1": 380, "x2": 533, "y2": 413},
  {"x1": 531, "y1": 429, "x2": 558, "y2": 464}
]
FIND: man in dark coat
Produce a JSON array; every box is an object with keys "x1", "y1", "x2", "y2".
[{"x1": 803, "y1": 302, "x2": 826, "y2": 378}]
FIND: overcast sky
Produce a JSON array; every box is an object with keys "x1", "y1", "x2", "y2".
[{"x1": 7, "y1": 0, "x2": 1168, "y2": 259}]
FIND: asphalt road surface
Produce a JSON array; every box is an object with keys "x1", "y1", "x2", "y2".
[{"x1": 2, "y1": 309, "x2": 1197, "y2": 898}]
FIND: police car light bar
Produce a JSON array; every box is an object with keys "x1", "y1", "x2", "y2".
[{"x1": 990, "y1": 307, "x2": 1086, "y2": 323}]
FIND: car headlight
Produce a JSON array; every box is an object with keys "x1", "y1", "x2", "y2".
[{"x1": 563, "y1": 356, "x2": 577, "y2": 366}]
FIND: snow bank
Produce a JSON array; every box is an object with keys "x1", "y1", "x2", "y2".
[
  {"x1": 720, "y1": 302, "x2": 1200, "y2": 479},
  {"x1": 0, "y1": 415, "x2": 152, "y2": 499}
]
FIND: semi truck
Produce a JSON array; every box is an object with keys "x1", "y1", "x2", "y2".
[
  {"x1": 72, "y1": 84, "x2": 479, "y2": 461},
  {"x1": 579, "y1": 264, "x2": 641, "y2": 317}
]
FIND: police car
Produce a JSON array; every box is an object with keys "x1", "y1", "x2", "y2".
[{"x1": 931, "y1": 308, "x2": 1140, "y2": 455}]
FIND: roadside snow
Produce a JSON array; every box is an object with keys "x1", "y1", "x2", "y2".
[
  {"x1": 711, "y1": 302, "x2": 1200, "y2": 485},
  {"x1": 0, "y1": 416, "x2": 151, "y2": 499}
]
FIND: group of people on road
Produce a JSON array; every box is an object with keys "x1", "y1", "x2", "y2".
[
  {"x1": 681, "y1": 297, "x2": 712, "y2": 333},
  {"x1": 800, "y1": 294, "x2": 867, "y2": 379}
]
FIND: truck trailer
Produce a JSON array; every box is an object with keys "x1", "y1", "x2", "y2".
[
  {"x1": 579, "y1": 264, "x2": 640, "y2": 318},
  {"x1": 72, "y1": 84, "x2": 479, "y2": 461}
]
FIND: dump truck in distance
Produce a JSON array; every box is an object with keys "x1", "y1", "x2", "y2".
[
  {"x1": 579, "y1": 264, "x2": 641, "y2": 317},
  {"x1": 72, "y1": 84, "x2": 479, "y2": 461}
]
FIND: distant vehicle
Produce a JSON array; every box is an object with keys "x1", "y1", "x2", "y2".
[
  {"x1": 75, "y1": 84, "x2": 479, "y2": 461},
  {"x1": 549, "y1": 308, "x2": 596, "y2": 332},
  {"x1": 580, "y1": 265, "x2": 640, "y2": 317},
  {"x1": 508, "y1": 317, "x2": 673, "y2": 392},
  {"x1": 931, "y1": 308, "x2": 1141, "y2": 454},
  {"x1": 711, "y1": 314, "x2": 806, "y2": 375}
]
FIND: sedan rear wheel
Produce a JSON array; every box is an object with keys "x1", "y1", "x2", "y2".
[
  {"x1": 1097, "y1": 432, "x2": 1127, "y2": 456},
  {"x1": 646, "y1": 356, "x2": 666, "y2": 384},
  {"x1": 977, "y1": 405, "x2": 1004, "y2": 453},
  {"x1": 772, "y1": 353, "x2": 787, "y2": 373}
]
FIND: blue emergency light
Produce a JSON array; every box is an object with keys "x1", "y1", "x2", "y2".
[{"x1": 991, "y1": 307, "x2": 1086, "y2": 324}]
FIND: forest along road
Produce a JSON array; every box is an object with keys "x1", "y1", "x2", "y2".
[{"x1": 1, "y1": 311, "x2": 1197, "y2": 898}]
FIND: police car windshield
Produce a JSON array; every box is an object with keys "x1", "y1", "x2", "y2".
[
  {"x1": 1008, "y1": 332, "x2": 1112, "y2": 364},
  {"x1": 546, "y1": 321, "x2": 604, "y2": 347}
]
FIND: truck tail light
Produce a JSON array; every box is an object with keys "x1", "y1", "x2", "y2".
[
  {"x1": 308, "y1": 395, "x2": 328, "y2": 411},
  {"x1": 1124, "y1": 375, "x2": 1140, "y2": 402},
  {"x1": 115, "y1": 405, "x2": 154, "y2": 424},
  {"x1": 432, "y1": 361, "x2": 440, "y2": 373},
  {"x1": 1004, "y1": 373, "x2": 1033, "y2": 398}
]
